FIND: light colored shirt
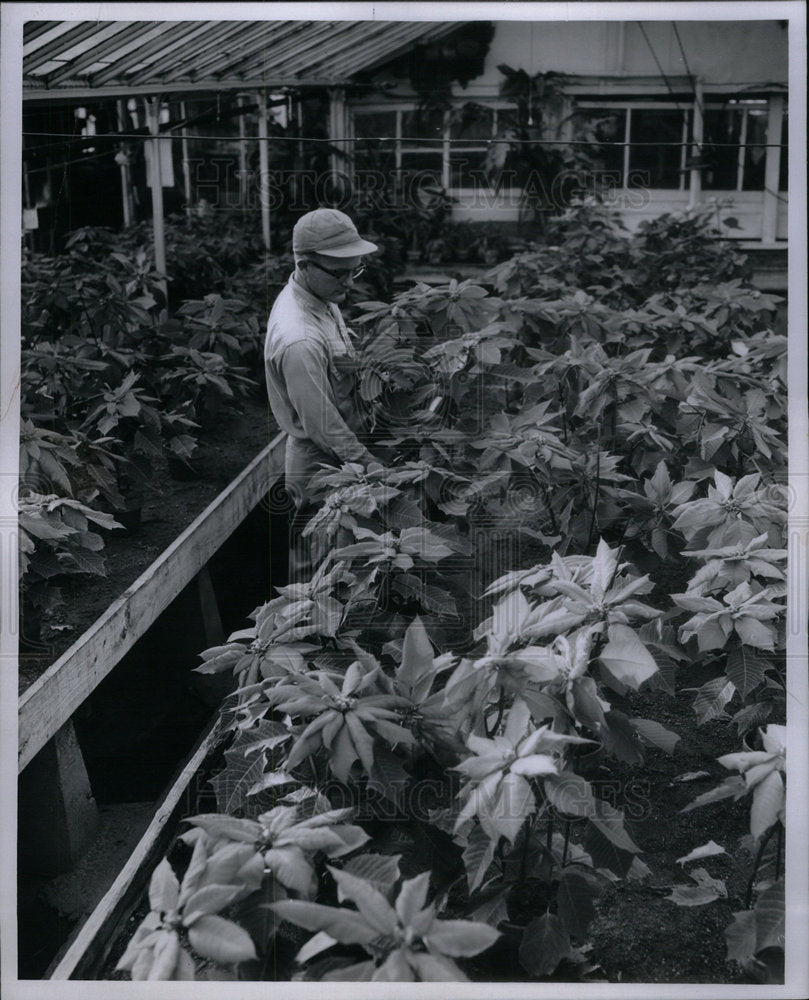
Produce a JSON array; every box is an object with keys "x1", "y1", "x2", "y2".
[{"x1": 264, "y1": 274, "x2": 373, "y2": 466}]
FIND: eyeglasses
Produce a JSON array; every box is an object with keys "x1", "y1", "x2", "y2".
[{"x1": 306, "y1": 260, "x2": 366, "y2": 282}]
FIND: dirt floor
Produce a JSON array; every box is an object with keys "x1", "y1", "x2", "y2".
[{"x1": 18, "y1": 392, "x2": 276, "y2": 694}]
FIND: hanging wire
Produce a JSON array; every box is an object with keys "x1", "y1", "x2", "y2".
[
  {"x1": 21, "y1": 130, "x2": 786, "y2": 148},
  {"x1": 635, "y1": 22, "x2": 687, "y2": 114},
  {"x1": 672, "y1": 23, "x2": 704, "y2": 119}
]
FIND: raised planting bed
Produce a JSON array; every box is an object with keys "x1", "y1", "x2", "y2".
[
  {"x1": 25, "y1": 205, "x2": 792, "y2": 987},
  {"x1": 17, "y1": 429, "x2": 287, "y2": 975},
  {"x1": 18, "y1": 430, "x2": 284, "y2": 771}
]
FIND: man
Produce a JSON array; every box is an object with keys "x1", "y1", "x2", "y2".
[{"x1": 264, "y1": 208, "x2": 379, "y2": 580}]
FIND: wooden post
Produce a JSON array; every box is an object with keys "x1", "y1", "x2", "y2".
[
  {"x1": 18, "y1": 720, "x2": 99, "y2": 876},
  {"x1": 238, "y1": 94, "x2": 248, "y2": 209},
  {"x1": 258, "y1": 92, "x2": 271, "y2": 250},
  {"x1": 196, "y1": 565, "x2": 224, "y2": 648},
  {"x1": 180, "y1": 100, "x2": 193, "y2": 218},
  {"x1": 327, "y1": 87, "x2": 348, "y2": 199},
  {"x1": 688, "y1": 79, "x2": 703, "y2": 210},
  {"x1": 116, "y1": 100, "x2": 133, "y2": 227},
  {"x1": 146, "y1": 97, "x2": 168, "y2": 304},
  {"x1": 761, "y1": 94, "x2": 784, "y2": 243}
]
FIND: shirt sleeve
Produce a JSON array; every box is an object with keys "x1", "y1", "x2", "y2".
[{"x1": 273, "y1": 339, "x2": 374, "y2": 465}]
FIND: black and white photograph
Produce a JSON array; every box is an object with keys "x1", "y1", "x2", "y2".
[{"x1": 1, "y1": 3, "x2": 806, "y2": 997}]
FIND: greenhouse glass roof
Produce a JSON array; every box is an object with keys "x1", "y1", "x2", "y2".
[{"x1": 22, "y1": 19, "x2": 461, "y2": 96}]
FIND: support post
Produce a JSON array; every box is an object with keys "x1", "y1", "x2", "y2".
[
  {"x1": 761, "y1": 94, "x2": 784, "y2": 243},
  {"x1": 238, "y1": 94, "x2": 248, "y2": 209},
  {"x1": 180, "y1": 100, "x2": 193, "y2": 218},
  {"x1": 18, "y1": 720, "x2": 99, "y2": 876},
  {"x1": 116, "y1": 100, "x2": 133, "y2": 227},
  {"x1": 327, "y1": 87, "x2": 348, "y2": 197},
  {"x1": 196, "y1": 565, "x2": 224, "y2": 649},
  {"x1": 146, "y1": 97, "x2": 168, "y2": 305},
  {"x1": 258, "y1": 93, "x2": 271, "y2": 250},
  {"x1": 688, "y1": 78, "x2": 703, "y2": 210}
]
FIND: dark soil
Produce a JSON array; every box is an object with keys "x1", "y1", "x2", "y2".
[
  {"x1": 586, "y1": 677, "x2": 754, "y2": 984},
  {"x1": 18, "y1": 392, "x2": 276, "y2": 694}
]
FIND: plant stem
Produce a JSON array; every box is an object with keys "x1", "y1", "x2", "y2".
[
  {"x1": 519, "y1": 814, "x2": 533, "y2": 882},
  {"x1": 586, "y1": 437, "x2": 602, "y2": 551},
  {"x1": 485, "y1": 688, "x2": 506, "y2": 738},
  {"x1": 562, "y1": 820, "x2": 572, "y2": 868},
  {"x1": 539, "y1": 481, "x2": 559, "y2": 535},
  {"x1": 746, "y1": 823, "x2": 778, "y2": 909}
]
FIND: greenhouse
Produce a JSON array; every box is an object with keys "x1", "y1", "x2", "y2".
[{"x1": 1, "y1": 6, "x2": 806, "y2": 993}]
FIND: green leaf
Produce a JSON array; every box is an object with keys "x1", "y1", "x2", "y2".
[
  {"x1": 600, "y1": 710, "x2": 644, "y2": 764},
  {"x1": 583, "y1": 821, "x2": 637, "y2": 878},
  {"x1": 750, "y1": 770, "x2": 784, "y2": 841},
  {"x1": 342, "y1": 854, "x2": 402, "y2": 900},
  {"x1": 518, "y1": 913, "x2": 572, "y2": 977},
  {"x1": 692, "y1": 677, "x2": 736, "y2": 725},
  {"x1": 185, "y1": 814, "x2": 259, "y2": 844},
  {"x1": 395, "y1": 871, "x2": 431, "y2": 926},
  {"x1": 462, "y1": 823, "x2": 497, "y2": 894},
  {"x1": 556, "y1": 870, "x2": 602, "y2": 936},
  {"x1": 270, "y1": 899, "x2": 377, "y2": 945},
  {"x1": 209, "y1": 729, "x2": 274, "y2": 814},
  {"x1": 543, "y1": 772, "x2": 596, "y2": 819},
  {"x1": 725, "y1": 909, "x2": 757, "y2": 962},
  {"x1": 424, "y1": 918, "x2": 500, "y2": 957},
  {"x1": 599, "y1": 624, "x2": 658, "y2": 689},
  {"x1": 186, "y1": 914, "x2": 258, "y2": 964},
  {"x1": 407, "y1": 950, "x2": 467, "y2": 981},
  {"x1": 681, "y1": 776, "x2": 746, "y2": 813},
  {"x1": 328, "y1": 866, "x2": 398, "y2": 935},
  {"x1": 149, "y1": 858, "x2": 180, "y2": 914},
  {"x1": 589, "y1": 798, "x2": 640, "y2": 854},
  {"x1": 675, "y1": 840, "x2": 727, "y2": 865},
  {"x1": 183, "y1": 884, "x2": 245, "y2": 926},
  {"x1": 754, "y1": 880, "x2": 784, "y2": 951},
  {"x1": 629, "y1": 717, "x2": 680, "y2": 754},
  {"x1": 397, "y1": 616, "x2": 435, "y2": 700},
  {"x1": 665, "y1": 885, "x2": 723, "y2": 907}
]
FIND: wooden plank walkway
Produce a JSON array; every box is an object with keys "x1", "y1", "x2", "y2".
[{"x1": 19, "y1": 433, "x2": 285, "y2": 772}]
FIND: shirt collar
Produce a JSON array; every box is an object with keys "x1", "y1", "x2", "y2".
[{"x1": 289, "y1": 272, "x2": 331, "y2": 314}]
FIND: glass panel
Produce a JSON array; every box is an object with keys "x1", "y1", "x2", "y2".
[
  {"x1": 353, "y1": 111, "x2": 397, "y2": 139},
  {"x1": 702, "y1": 107, "x2": 743, "y2": 190},
  {"x1": 628, "y1": 109, "x2": 686, "y2": 189},
  {"x1": 354, "y1": 148, "x2": 396, "y2": 178},
  {"x1": 742, "y1": 108, "x2": 768, "y2": 190},
  {"x1": 450, "y1": 150, "x2": 489, "y2": 188},
  {"x1": 398, "y1": 151, "x2": 443, "y2": 183},
  {"x1": 450, "y1": 105, "x2": 495, "y2": 142},
  {"x1": 573, "y1": 108, "x2": 626, "y2": 187},
  {"x1": 401, "y1": 108, "x2": 445, "y2": 144}
]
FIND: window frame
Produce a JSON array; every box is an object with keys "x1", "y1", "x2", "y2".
[
  {"x1": 574, "y1": 95, "x2": 786, "y2": 193},
  {"x1": 350, "y1": 101, "x2": 519, "y2": 195}
]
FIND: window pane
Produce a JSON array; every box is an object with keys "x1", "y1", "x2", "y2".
[
  {"x1": 779, "y1": 110, "x2": 787, "y2": 191},
  {"x1": 354, "y1": 149, "x2": 396, "y2": 179},
  {"x1": 402, "y1": 108, "x2": 445, "y2": 144},
  {"x1": 702, "y1": 108, "x2": 743, "y2": 189},
  {"x1": 354, "y1": 111, "x2": 397, "y2": 139},
  {"x1": 742, "y1": 108, "x2": 768, "y2": 190},
  {"x1": 450, "y1": 150, "x2": 489, "y2": 188},
  {"x1": 450, "y1": 105, "x2": 495, "y2": 142},
  {"x1": 399, "y1": 151, "x2": 443, "y2": 183},
  {"x1": 573, "y1": 109, "x2": 626, "y2": 187},
  {"x1": 629, "y1": 109, "x2": 685, "y2": 189}
]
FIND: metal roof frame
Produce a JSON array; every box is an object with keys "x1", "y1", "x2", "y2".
[{"x1": 22, "y1": 20, "x2": 462, "y2": 97}]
